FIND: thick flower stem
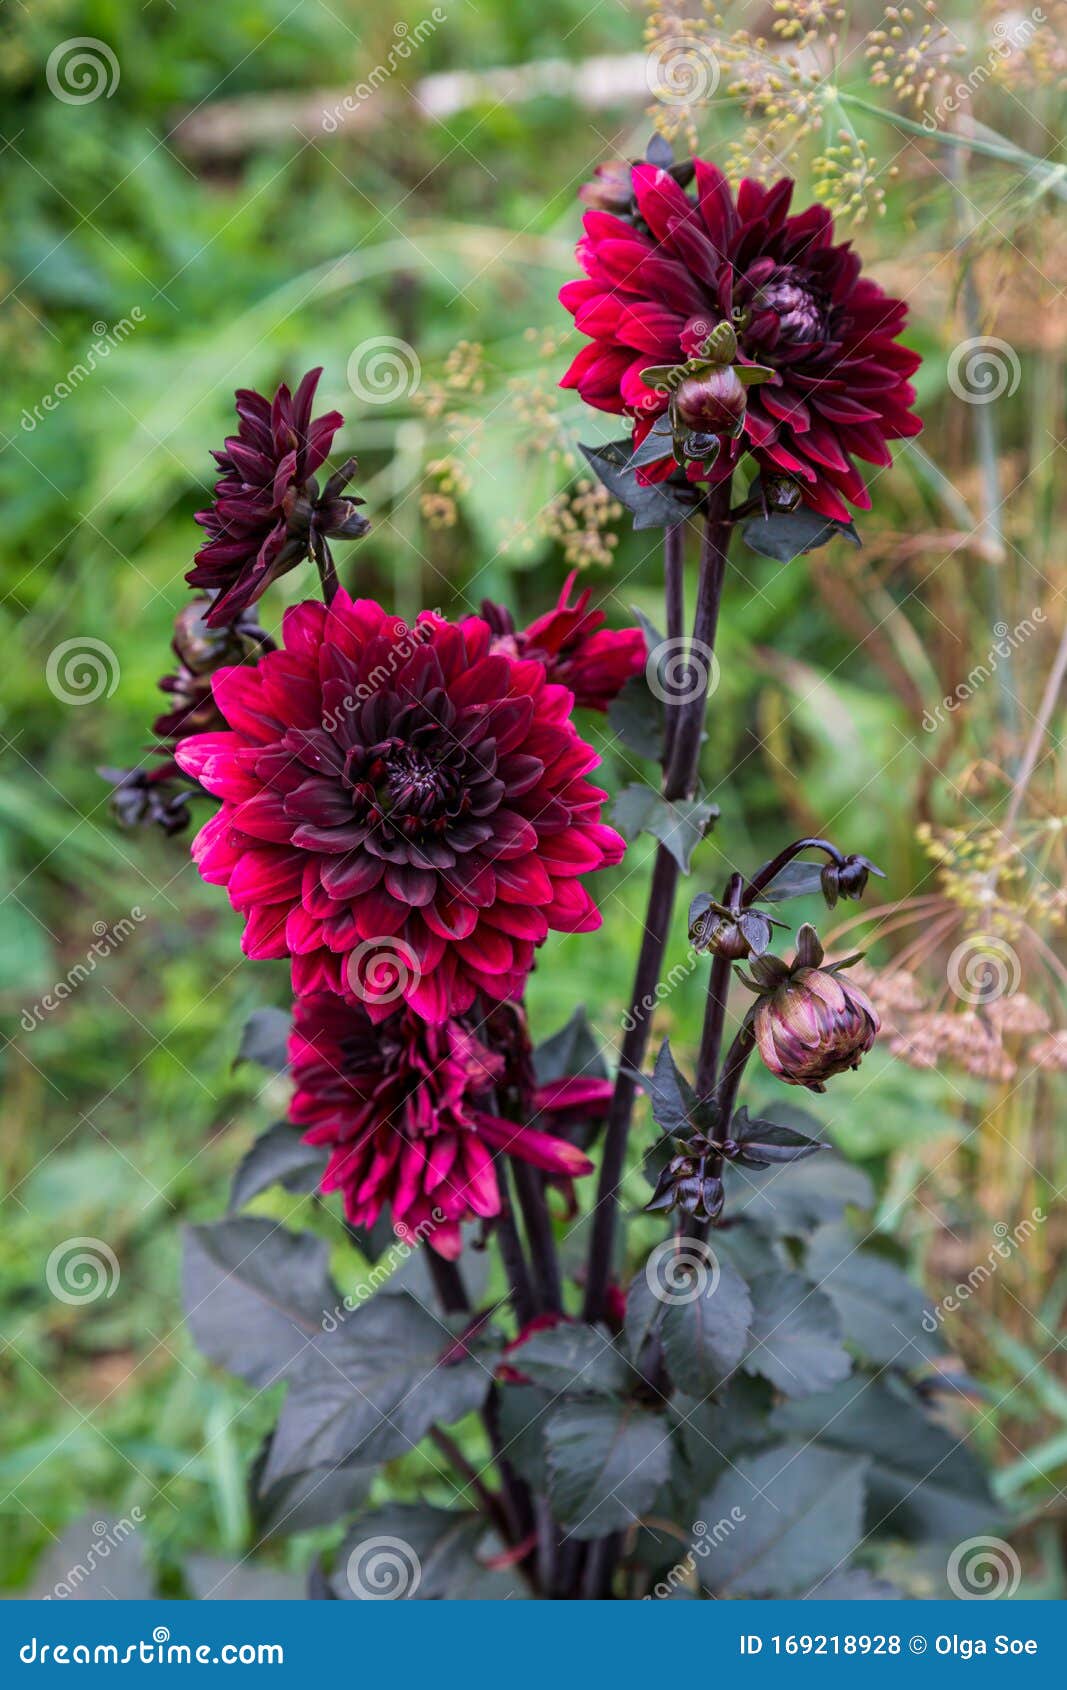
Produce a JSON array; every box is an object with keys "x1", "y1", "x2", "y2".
[
  {"x1": 662, "y1": 521, "x2": 686, "y2": 766},
  {"x1": 426, "y1": 1252, "x2": 470, "y2": 1316},
  {"x1": 496, "y1": 1162, "x2": 537, "y2": 1326},
  {"x1": 583, "y1": 483, "x2": 732, "y2": 1324},
  {"x1": 511, "y1": 1161, "x2": 563, "y2": 1313},
  {"x1": 696, "y1": 952, "x2": 732, "y2": 1098},
  {"x1": 313, "y1": 538, "x2": 340, "y2": 605}
]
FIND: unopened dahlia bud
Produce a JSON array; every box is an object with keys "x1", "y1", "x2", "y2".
[
  {"x1": 820, "y1": 852, "x2": 884, "y2": 909},
  {"x1": 690, "y1": 900, "x2": 774, "y2": 960},
  {"x1": 673, "y1": 365, "x2": 747, "y2": 437},
  {"x1": 579, "y1": 160, "x2": 634, "y2": 215},
  {"x1": 749, "y1": 925, "x2": 879, "y2": 1092}
]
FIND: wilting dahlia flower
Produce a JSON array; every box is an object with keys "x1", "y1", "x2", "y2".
[
  {"x1": 481, "y1": 572, "x2": 646, "y2": 711},
  {"x1": 188, "y1": 368, "x2": 369, "y2": 626},
  {"x1": 175, "y1": 592, "x2": 625, "y2": 1019},
  {"x1": 289, "y1": 995, "x2": 595, "y2": 1256},
  {"x1": 560, "y1": 162, "x2": 921, "y2": 521}
]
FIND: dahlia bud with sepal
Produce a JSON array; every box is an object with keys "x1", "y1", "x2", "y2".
[{"x1": 744, "y1": 925, "x2": 880, "y2": 1092}]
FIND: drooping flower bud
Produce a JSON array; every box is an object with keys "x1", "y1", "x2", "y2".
[
  {"x1": 689, "y1": 898, "x2": 776, "y2": 960},
  {"x1": 747, "y1": 925, "x2": 880, "y2": 1092},
  {"x1": 820, "y1": 852, "x2": 884, "y2": 909}
]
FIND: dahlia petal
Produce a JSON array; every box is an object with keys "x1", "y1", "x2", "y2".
[{"x1": 474, "y1": 1113, "x2": 594, "y2": 1179}]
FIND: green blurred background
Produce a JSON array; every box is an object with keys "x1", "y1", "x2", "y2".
[{"x1": 2, "y1": 0, "x2": 1065, "y2": 1595}]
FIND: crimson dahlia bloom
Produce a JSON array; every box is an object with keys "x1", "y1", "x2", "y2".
[
  {"x1": 560, "y1": 162, "x2": 921, "y2": 521},
  {"x1": 175, "y1": 591, "x2": 625, "y2": 1019},
  {"x1": 188, "y1": 368, "x2": 368, "y2": 626},
  {"x1": 289, "y1": 995, "x2": 594, "y2": 1257},
  {"x1": 482, "y1": 572, "x2": 645, "y2": 711}
]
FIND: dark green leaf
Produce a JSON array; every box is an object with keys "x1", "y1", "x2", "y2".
[
  {"x1": 607, "y1": 671, "x2": 663, "y2": 760},
  {"x1": 804, "y1": 1569, "x2": 902, "y2": 1599},
  {"x1": 805, "y1": 1223, "x2": 939, "y2": 1366},
  {"x1": 624, "y1": 1272, "x2": 665, "y2": 1366},
  {"x1": 332, "y1": 1504, "x2": 525, "y2": 1600},
  {"x1": 533, "y1": 1006, "x2": 608, "y2": 1086},
  {"x1": 660, "y1": 1255, "x2": 753, "y2": 1394},
  {"x1": 186, "y1": 1557, "x2": 303, "y2": 1601},
  {"x1": 742, "y1": 505, "x2": 861, "y2": 564},
  {"x1": 772, "y1": 1374, "x2": 998, "y2": 1543},
  {"x1": 183, "y1": 1219, "x2": 332, "y2": 1389},
  {"x1": 725, "y1": 1150, "x2": 873, "y2": 1236},
  {"x1": 579, "y1": 439, "x2": 702, "y2": 531},
  {"x1": 743, "y1": 1271, "x2": 852, "y2": 1397},
  {"x1": 229, "y1": 1123, "x2": 327, "y2": 1212},
  {"x1": 699, "y1": 1443, "x2": 868, "y2": 1596},
  {"x1": 731, "y1": 1104, "x2": 827, "y2": 1168},
  {"x1": 495, "y1": 1384, "x2": 553, "y2": 1489},
  {"x1": 546, "y1": 1401, "x2": 671, "y2": 1537},
  {"x1": 251, "y1": 1438, "x2": 373, "y2": 1539},
  {"x1": 612, "y1": 782, "x2": 717, "y2": 872},
  {"x1": 512, "y1": 1322, "x2": 627, "y2": 1397},
  {"x1": 636, "y1": 1039, "x2": 698, "y2": 1137},
  {"x1": 234, "y1": 1006, "x2": 291, "y2": 1072},
  {"x1": 263, "y1": 1291, "x2": 496, "y2": 1483}
]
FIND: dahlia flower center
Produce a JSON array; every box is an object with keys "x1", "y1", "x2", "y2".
[{"x1": 753, "y1": 270, "x2": 829, "y2": 346}]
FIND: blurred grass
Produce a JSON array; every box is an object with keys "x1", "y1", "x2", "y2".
[{"x1": 2, "y1": 0, "x2": 1065, "y2": 1594}]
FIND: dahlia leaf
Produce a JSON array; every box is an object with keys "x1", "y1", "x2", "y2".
[
  {"x1": 578, "y1": 439, "x2": 702, "y2": 530},
  {"x1": 756, "y1": 859, "x2": 827, "y2": 902},
  {"x1": 250, "y1": 1435, "x2": 373, "y2": 1538},
  {"x1": 742, "y1": 1271, "x2": 852, "y2": 1398},
  {"x1": 804, "y1": 1222, "x2": 940, "y2": 1366},
  {"x1": 511, "y1": 1322, "x2": 628, "y2": 1398},
  {"x1": 611, "y1": 781, "x2": 718, "y2": 872},
  {"x1": 183, "y1": 1218, "x2": 334, "y2": 1389},
  {"x1": 495, "y1": 1384, "x2": 554, "y2": 1489},
  {"x1": 263, "y1": 1291, "x2": 498, "y2": 1483},
  {"x1": 742, "y1": 504, "x2": 861, "y2": 565},
  {"x1": 725, "y1": 1148, "x2": 873, "y2": 1237},
  {"x1": 635, "y1": 1038, "x2": 698, "y2": 1137},
  {"x1": 696, "y1": 1444, "x2": 869, "y2": 1596},
  {"x1": 802, "y1": 1570, "x2": 903, "y2": 1600},
  {"x1": 658, "y1": 1255, "x2": 753, "y2": 1395},
  {"x1": 234, "y1": 1005, "x2": 291, "y2": 1073},
  {"x1": 228, "y1": 1122, "x2": 327, "y2": 1213},
  {"x1": 772, "y1": 1374, "x2": 999, "y2": 1545},
  {"x1": 533, "y1": 1005, "x2": 608, "y2": 1087},
  {"x1": 608, "y1": 671, "x2": 664, "y2": 760},
  {"x1": 545, "y1": 1401, "x2": 671, "y2": 1537},
  {"x1": 332, "y1": 1504, "x2": 525, "y2": 1600},
  {"x1": 728, "y1": 1104, "x2": 827, "y2": 1169}
]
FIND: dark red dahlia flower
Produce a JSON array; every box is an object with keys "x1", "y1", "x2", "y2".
[
  {"x1": 188, "y1": 368, "x2": 369, "y2": 626},
  {"x1": 481, "y1": 572, "x2": 645, "y2": 712},
  {"x1": 175, "y1": 591, "x2": 625, "y2": 1020},
  {"x1": 289, "y1": 995, "x2": 594, "y2": 1257},
  {"x1": 560, "y1": 162, "x2": 921, "y2": 521}
]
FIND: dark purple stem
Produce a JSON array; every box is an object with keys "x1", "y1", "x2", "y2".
[
  {"x1": 583, "y1": 482, "x2": 732, "y2": 1324},
  {"x1": 741, "y1": 837, "x2": 843, "y2": 907}
]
